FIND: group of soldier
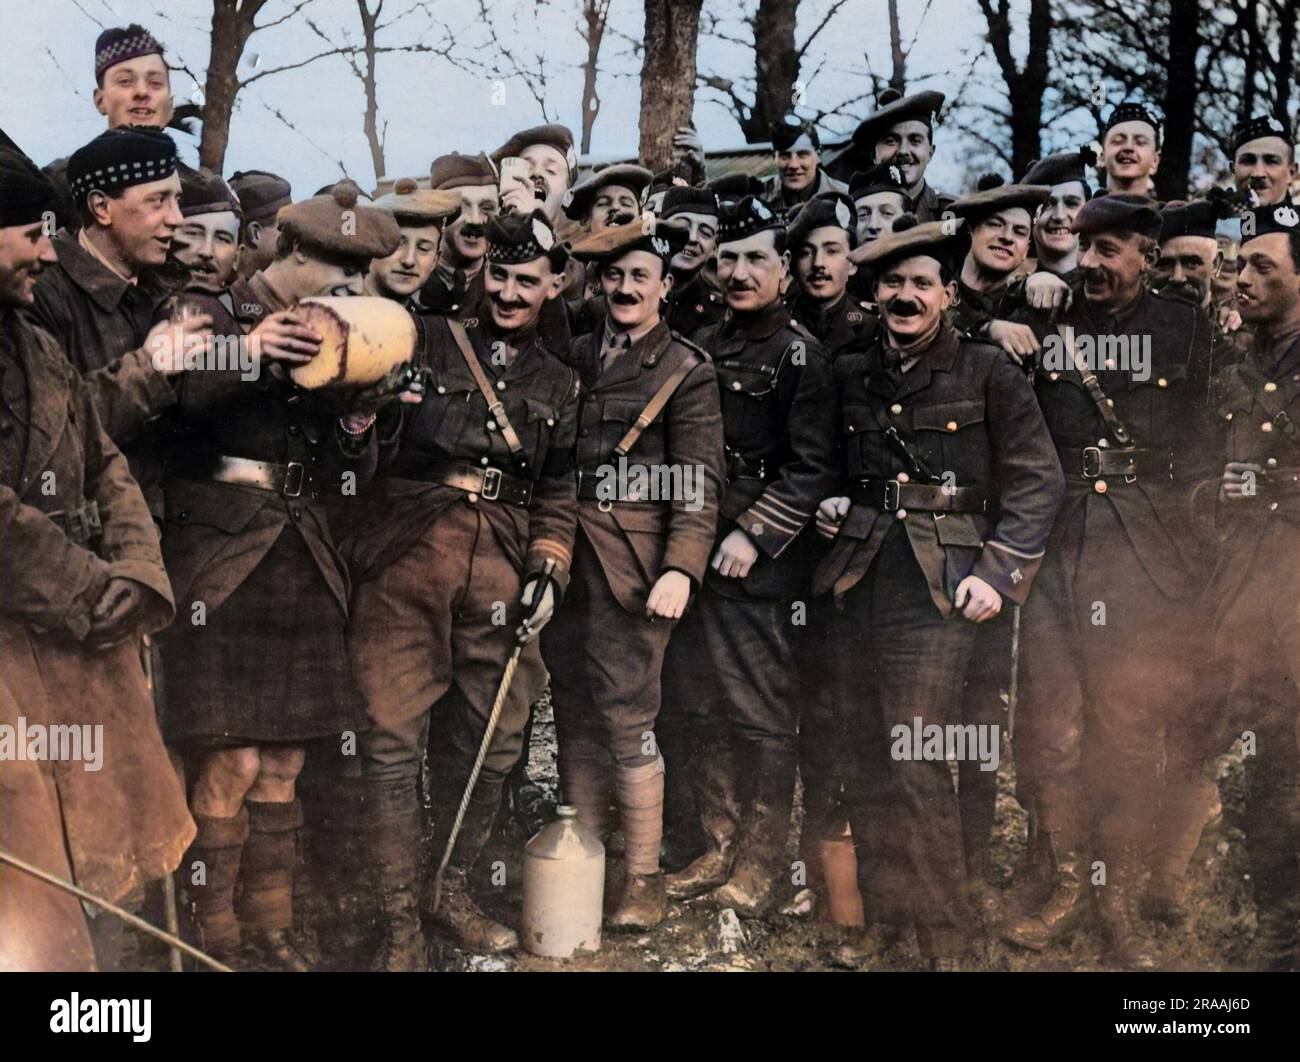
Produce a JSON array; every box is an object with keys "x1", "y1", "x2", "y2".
[{"x1": 1, "y1": 22, "x2": 1297, "y2": 974}]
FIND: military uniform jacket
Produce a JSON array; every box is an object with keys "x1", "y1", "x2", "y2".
[
  {"x1": 1013, "y1": 289, "x2": 1220, "y2": 601},
  {"x1": 695, "y1": 301, "x2": 839, "y2": 600},
  {"x1": 759, "y1": 168, "x2": 850, "y2": 223},
  {"x1": 666, "y1": 269, "x2": 726, "y2": 341},
  {"x1": 346, "y1": 312, "x2": 580, "y2": 591},
  {"x1": 789, "y1": 290, "x2": 878, "y2": 360},
  {"x1": 813, "y1": 324, "x2": 1064, "y2": 614},
  {"x1": 568, "y1": 321, "x2": 725, "y2": 611},
  {"x1": 913, "y1": 182, "x2": 956, "y2": 224},
  {"x1": 417, "y1": 264, "x2": 486, "y2": 322},
  {"x1": 157, "y1": 276, "x2": 376, "y2": 617}
]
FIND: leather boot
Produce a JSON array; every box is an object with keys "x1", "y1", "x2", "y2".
[
  {"x1": 238, "y1": 800, "x2": 311, "y2": 971},
  {"x1": 187, "y1": 808, "x2": 249, "y2": 963},
  {"x1": 608, "y1": 759, "x2": 667, "y2": 930},
  {"x1": 429, "y1": 784, "x2": 518, "y2": 953},
  {"x1": 665, "y1": 742, "x2": 740, "y2": 899},
  {"x1": 1094, "y1": 845, "x2": 1156, "y2": 970},
  {"x1": 1000, "y1": 835, "x2": 1087, "y2": 950},
  {"x1": 707, "y1": 747, "x2": 797, "y2": 918},
  {"x1": 365, "y1": 788, "x2": 426, "y2": 972}
]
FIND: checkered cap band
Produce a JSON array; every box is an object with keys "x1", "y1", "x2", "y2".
[{"x1": 95, "y1": 29, "x2": 164, "y2": 80}]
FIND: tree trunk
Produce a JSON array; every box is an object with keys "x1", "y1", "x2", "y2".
[
  {"x1": 639, "y1": 0, "x2": 704, "y2": 171},
  {"x1": 1273, "y1": 0, "x2": 1296, "y2": 120},
  {"x1": 579, "y1": 0, "x2": 610, "y2": 154},
  {"x1": 199, "y1": 0, "x2": 261, "y2": 171},
  {"x1": 357, "y1": 0, "x2": 385, "y2": 182},
  {"x1": 887, "y1": 0, "x2": 906, "y2": 91},
  {"x1": 742, "y1": 0, "x2": 799, "y2": 142},
  {"x1": 1157, "y1": 0, "x2": 1202, "y2": 200}
]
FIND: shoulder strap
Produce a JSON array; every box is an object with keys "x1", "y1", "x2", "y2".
[
  {"x1": 1055, "y1": 323, "x2": 1135, "y2": 445},
  {"x1": 612, "y1": 352, "x2": 700, "y2": 458},
  {"x1": 445, "y1": 317, "x2": 527, "y2": 466}
]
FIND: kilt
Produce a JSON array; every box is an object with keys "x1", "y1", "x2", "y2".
[{"x1": 160, "y1": 526, "x2": 367, "y2": 747}]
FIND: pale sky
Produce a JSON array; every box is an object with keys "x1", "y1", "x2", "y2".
[{"x1": 2, "y1": 0, "x2": 1098, "y2": 197}]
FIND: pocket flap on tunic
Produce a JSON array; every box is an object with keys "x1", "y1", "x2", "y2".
[{"x1": 913, "y1": 399, "x2": 985, "y2": 431}]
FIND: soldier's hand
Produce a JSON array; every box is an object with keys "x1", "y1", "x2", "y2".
[
  {"x1": 145, "y1": 310, "x2": 215, "y2": 376},
  {"x1": 711, "y1": 528, "x2": 759, "y2": 579},
  {"x1": 248, "y1": 311, "x2": 321, "y2": 364},
  {"x1": 516, "y1": 577, "x2": 557, "y2": 643},
  {"x1": 954, "y1": 575, "x2": 1002, "y2": 623},
  {"x1": 88, "y1": 576, "x2": 143, "y2": 648},
  {"x1": 646, "y1": 570, "x2": 691, "y2": 620},
  {"x1": 1216, "y1": 302, "x2": 1243, "y2": 334},
  {"x1": 1024, "y1": 271, "x2": 1072, "y2": 312},
  {"x1": 987, "y1": 320, "x2": 1041, "y2": 360},
  {"x1": 1220, "y1": 461, "x2": 1263, "y2": 502},
  {"x1": 672, "y1": 127, "x2": 705, "y2": 165},
  {"x1": 816, "y1": 496, "x2": 850, "y2": 539},
  {"x1": 499, "y1": 182, "x2": 536, "y2": 216}
]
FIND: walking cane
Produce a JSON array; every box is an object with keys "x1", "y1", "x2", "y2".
[
  {"x1": 0, "y1": 847, "x2": 232, "y2": 972},
  {"x1": 1006, "y1": 604, "x2": 1021, "y2": 743},
  {"x1": 429, "y1": 559, "x2": 557, "y2": 916}
]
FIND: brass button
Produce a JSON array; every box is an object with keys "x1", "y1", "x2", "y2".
[
  {"x1": 467, "y1": 492, "x2": 478, "y2": 503},
  {"x1": 1157, "y1": 377, "x2": 1168, "y2": 388},
  {"x1": 1261, "y1": 421, "x2": 1274, "y2": 433},
  {"x1": 1104, "y1": 358, "x2": 1117, "y2": 370},
  {"x1": 1269, "y1": 502, "x2": 1279, "y2": 511},
  {"x1": 890, "y1": 403, "x2": 903, "y2": 415},
  {"x1": 751, "y1": 522, "x2": 764, "y2": 536},
  {"x1": 546, "y1": 418, "x2": 555, "y2": 427},
  {"x1": 1106, "y1": 398, "x2": 1115, "y2": 407},
  {"x1": 436, "y1": 385, "x2": 446, "y2": 394},
  {"x1": 496, "y1": 380, "x2": 506, "y2": 391},
  {"x1": 731, "y1": 381, "x2": 742, "y2": 391},
  {"x1": 1094, "y1": 479, "x2": 1108, "y2": 493},
  {"x1": 487, "y1": 420, "x2": 498, "y2": 430},
  {"x1": 895, "y1": 508, "x2": 908, "y2": 520},
  {"x1": 1225, "y1": 412, "x2": 1233, "y2": 420},
  {"x1": 946, "y1": 420, "x2": 958, "y2": 432},
  {"x1": 1097, "y1": 439, "x2": 1109, "y2": 448},
  {"x1": 1264, "y1": 381, "x2": 1278, "y2": 393},
  {"x1": 1048, "y1": 372, "x2": 1060, "y2": 381},
  {"x1": 1267, "y1": 457, "x2": 1278, "y2": 468},
  {"x1": 480, "y1": 456, "x2": 490, "y2": 465},
  {"x1": 897, "y1": 472, "x2": 910, "y2": 483}
]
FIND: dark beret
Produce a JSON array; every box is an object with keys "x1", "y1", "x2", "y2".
[
  {"x1": 95, "y1": 24, "x2": 164, "y2": 82},
  {"x1": 568, "y1": 216, "x2": 688, "y2": 266},
  {"x1": 849, "y1": 163, "x2": 910, "y2": 203},
  {"x1": 490, "y1": 124, "x2": 577, "y2": 184},
  {"x1": 849, "y1": 214, "x2": 964, "y2": 274},
  {"x1": 563, "y1": 163, "x2": 653, "y2": 221},
  {"x1": 851, "y1": 89, "x2": 945, "y2": 150},
  {"x1": 1101, "y1": 102, "x2": 1161, "y2": 142},
  {"x1": 788, "y1": 192, "x2": 858, "y2": 249},
  {"x1": 949, "y1": 175, "x2": 1050, "y2": 223},
  {"x1": 1071, "y1": 193, "x2": 1162, "y2": 240},
  {"x1": 67, "y1": 127, "x2": 177, "y2": 203},
  {"x1": 278, "y1": 180, "x2": 400, "y2": 261},
  {"x1": 429, "y1": 151, "x2": 497, "y2": 190},
  {"x1": 486, "y1": 209, "x2": 570, "y2": 271},
  {"x1": 179, "y1": 165, "x2": 241, "y2": 218},
  {"x1": 372, "y1": 178, "x2": 462, "y2": 225},
  {"x1": 1240, "y1": 201, "x2": 1300, "y2": 243},
  {"x1": 708, "y1": 173, "x2": 766, "y2": 205},
  {"x1": 1231, "y1": 114, "x2": 1294, "y2": 156},
  {"x1": 229, "y1": 170, "x2": 292, "y2": 225},
  {"x1": 658, "y1": 186, "x2": 719, "y2": 220},
  {"x1": 1021, "y1": 147, "x2": 1096, "y2": 196},
  {"x1": 718, "y1": 195, "x2": 784, "y2": 245},
  {"x1": 771, "y1": 114, "x2": 820, "y2": 153},
  {"x1": 1159, "y1": 191, "x2": 1237, "y2": 242},
  {"x1": 0, "y1": 146, "x2": 62, "y2": 228}
]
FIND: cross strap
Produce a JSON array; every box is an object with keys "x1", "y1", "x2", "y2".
[
  {"x1": 867, "y1": 398, "x2": 941, "y2": 484},
  {"x1": 1055, "y1": 323, "x2": 1135, "y2": 445},
  {"x1": 445, "y1": 317, "x2": 528, "y2": 469},
  {"x1": 611, "y1": 352, "x2": 699, "y2": 458}
]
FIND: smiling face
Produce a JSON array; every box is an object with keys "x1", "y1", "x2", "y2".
[
  {"x1": 174, "y1": 210, "x2": 241, "y2": 292},
  {"x1": 1078, "y1": 229, "x2": 1150, "y2": 311},
  {"x1": 484, "y1": 254, "x2": 564, "y2": 333},
  {"x1": 1154, "y1": 234, "x2": 1220, "y2": 307},
  {"x1": 1233, "y1": 136, "x2": 1298, "y2": 208},
  {"x1": 777, "y1": 149, "x2": 818, "y2": 193},
  {"x1": 370, "y1": 222, "x2": 441, "y2": 299},
  {"x1": 588, "y1": 183, "x2": 641, "y2": 234},
  {"x1": 716, "y1": 228, "x2": 788, "y2": 312},
  {"x1": 794, "y1": 225, "x2": 856, "y2": 304},
  {"x1": 294, "y1": 251, "x2": 368, "y2": 298},
  {"x1": 444, "y1": 183, "x2": 499, "y2": 264},
  {"x1": 520, "y1": 143, "x2": 571, "y2": 222},
  {"x1": 94, "y1": 54, "x2": 173, "y2": 129},
  {"x1": 875, "y1": 253, "x2": 954, "y2": 341},
  {"x1": 873, "y1": 120, "x2": 934, "y2": 192},
  {"x1": 854, "y1": 190, "x2": 907, "y2": 244},
  {"x1": 669, "y1": 211, "x2": 718, "y2": 273},
  {"x1": 87, "y1": 173, "x2": 183, "y2": 269},
  {"x1": 1101, "y1": 121, "x2": 1161, "y2": 188},
  {"x1": 969, "y1": 208, "x2": 1033, "y2": 277},
  {"x1": 1034, "y1": 180, "x2": 1087, "y2": 259},
  {"x1": 1236, "y1": 232, "x2": 1300, "y2": 327},
  {"x1": 1212, "y1": 237, "x2": 1239, "y2": 303},
  {"x1": 0, "y1": 221, "x2": 58, "y2": 308},
  {"x1": 601, "y1": 248, "x2": 671, "y2": 332}
]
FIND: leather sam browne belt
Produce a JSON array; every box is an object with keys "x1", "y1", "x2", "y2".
[
  {"x1": 851, "y1": 478, "x2": 988, "y2": 514},
  {"x1": 47, "y1": 500, "x2": 102, "y2": 544},
  {"x1": 207, "y1": 455, "x2": 309, "y2": 497},
  {"x1": 409, "y1": 457, "x2": 533, "y2": 506},
  {"x1": 1056, "y1": 446, "x2": 1172, "y2": 481}
]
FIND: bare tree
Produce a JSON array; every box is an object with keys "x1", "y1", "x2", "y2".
[
  {"x1": 976, "y1": 0, "x2": 1053, "y2": 178},
  {"x1": 579, "y1": 1, "x2": 614, "y2": 153},
  {"x1": 639, "y1": 0, "x2": 705, "y2": 169}
]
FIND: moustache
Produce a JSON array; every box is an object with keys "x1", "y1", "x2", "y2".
[
  {"x1": 610, "y1": 292, "x2": 640, "y2": 306},
  {"x1": 491, "y1": 294, "x2": 530, "y2": 312},
  {"x1": 725, "y1": 280, "x2": 756, "y2": 293},
  {"x1": 806, "y1": 271, "x2": 832, "y2": 284},
  {"x1": 1082, "y1": 267, "x2": 1110, "y2": 285},
  {"x1": 459, "y1": 223, "x2": 486, "y2": 239},
  {"x1": 885, "y1": 298, "x2": 922, "y2": 317},
  {"x1": 607, "y1": 209, "x2": 638, "y2": 226}
]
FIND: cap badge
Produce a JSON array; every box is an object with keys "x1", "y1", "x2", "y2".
[
  {"x1": 532, "y1": 217, "x2": 555, "y2": 249},
  {"x1": 835, "y1": 200, "x2": 852, "y2": 229}
]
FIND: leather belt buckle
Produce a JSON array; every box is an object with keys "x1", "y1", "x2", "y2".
[
  {"x1": 1081, "y1": 446, "x2": 1102, "y2": 479},
  {"x1": 282, "y1": 461, "x2": 305, "y2": 498},
  {"x1": 481, "y1": 466, "x2": 502, "y2": 501},
  {"x1": 882, "y1": 480, "x2": 901, "y2": 511}
]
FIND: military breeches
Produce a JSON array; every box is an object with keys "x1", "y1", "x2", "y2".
[
  {"x1": 351, "y1": 503, "x2": 545, "y2": 795},
  {"x1": 798, "y1": 597, "x2": 854, "y2": 843},
  {"x1": 542, "y1": 532, "x2": 674, "y2": 770},
  {"x1": 834, "y1": 525, "x2": 979, "y2": 954}
]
